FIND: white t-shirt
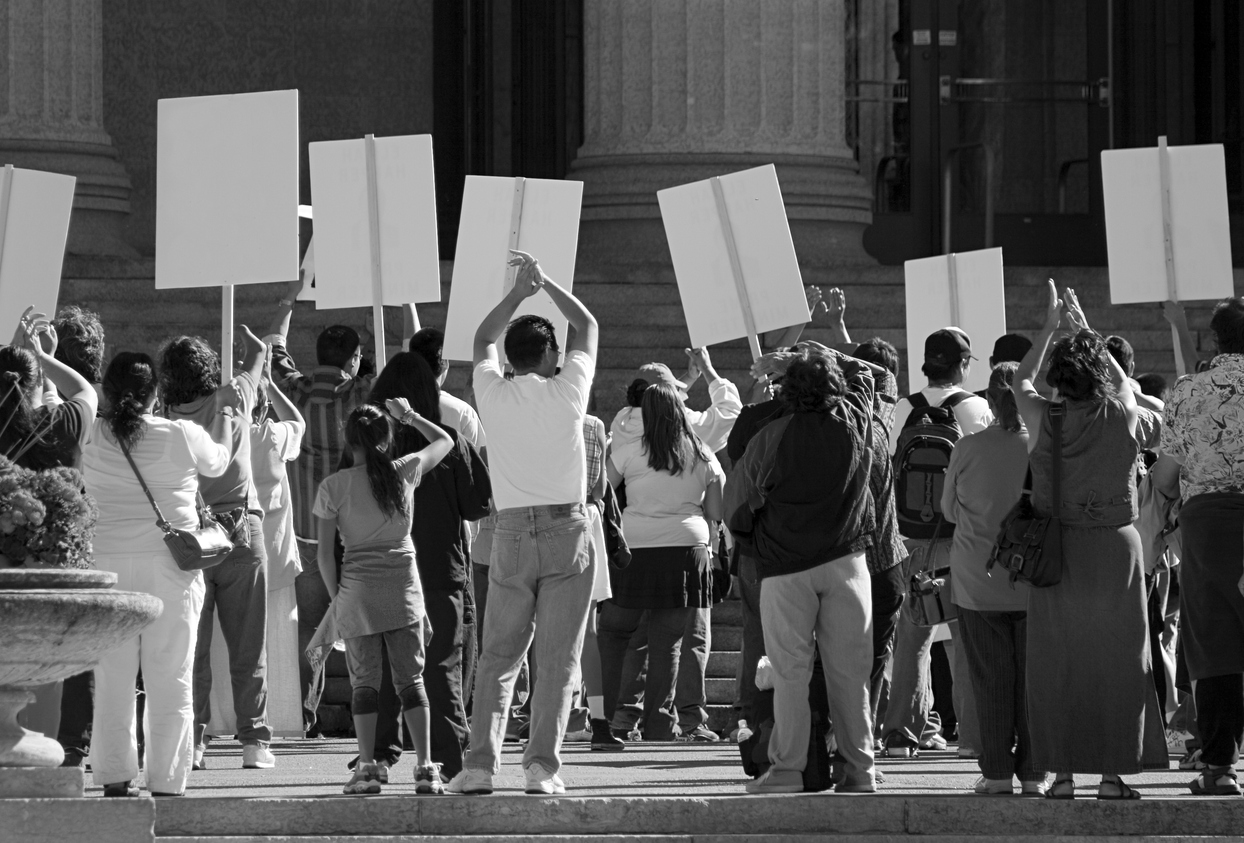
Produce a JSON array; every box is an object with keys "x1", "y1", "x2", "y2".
[
  {"x1": 473, "y1": 350, "x2": 595, "y2": 510},
  {"x1": 83, "y1": 416, "x2": 231, "y2": 558},
  {"x1": 889, "y1": 385, "x2": 994, "y2": 456},
  {"x1": 609, "y1": 438, "x2": 724, "y2": 548},
  {"x1": 440, "y1": 391, "x2": 486, "y2": 451}
]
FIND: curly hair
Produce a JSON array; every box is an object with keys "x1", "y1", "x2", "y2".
[
  {"x1": 102, "y1": 352, "x2": 157, "y2": 450},
  {"x1": 158, "y1": 336, "x2": 220, "y2": 407},
  {"x1": 52, "y1": 306, "x2": 105, "y2": 384},
  {"x1": 778, "y1": 349, "x2": 846, "y2": 413},
  {"x1": 1045, "y1": 329, "x2": 1112, "y2": 402}
]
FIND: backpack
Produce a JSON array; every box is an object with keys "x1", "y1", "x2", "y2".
[{"x1": 893, "y1": 391, "x2": 970, "y2": 540}]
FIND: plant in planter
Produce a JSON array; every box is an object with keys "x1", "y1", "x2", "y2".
[{"x1": 0, "y1": 456, "x2": 96, "y2": 569}]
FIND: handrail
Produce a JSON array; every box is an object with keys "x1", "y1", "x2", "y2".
[
  {"x1": 942, "y1": 143, "x2": 994, "y2": 254},
  {"x1": 1057, "y1": 158, "x2": 1089, "y2": 213}
]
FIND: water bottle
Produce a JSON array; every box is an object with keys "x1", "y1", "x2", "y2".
[{"x1": 736, "y1": 719, "x2": 753, "y2": 743}]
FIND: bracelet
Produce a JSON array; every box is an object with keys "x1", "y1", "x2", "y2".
[
  {"x1": 218, "y1": 407, "x2": 235, "y2": 419},
  {"x1": 401, "y1": 409, "x2": 418, "y2": 424}
]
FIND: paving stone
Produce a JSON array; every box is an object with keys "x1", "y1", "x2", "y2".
[
  {"x1": 0, "y1": 766, "x2": 83, "y2": 798},
  {"x1": 0, "y1": 797, "x2": 153, "y2": 842}
]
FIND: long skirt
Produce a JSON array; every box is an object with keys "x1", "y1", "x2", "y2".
[{"x1": 1026, "y1": 523, "x2": 1168, "y2": 774}]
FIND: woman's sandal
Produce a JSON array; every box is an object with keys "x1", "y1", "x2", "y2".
[
  {"x1": 1097, "y1": 779, "x2": 1142, "y2": 800},
  {"x1": 1045, "y1": 778, "x2": 1076, "y2": 800},
  {"x1": 1189, "y1": 769, "x2": 1243, "y2": 796}
]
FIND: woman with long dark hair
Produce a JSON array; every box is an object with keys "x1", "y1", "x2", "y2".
[
  {"x1": 942, "y1": 362, "x2": 1047, "y2": 795},
  {"x1": 1013, "y1": 283, "x2": 1167, "y2": 799},
  {"x1": 314, "y1": 399, "x2": 454, "y2": 795},
  {"x1": 83, "y1": 352, "x2": 232, "y2": 797},
  {"x1": 599, "y1": 383, "x2": 724, "y2": 741},
  {"x1": 364, "y1": 352, "x2": 490, "y2": 782}
]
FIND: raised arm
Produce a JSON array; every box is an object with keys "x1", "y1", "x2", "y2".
[
  {"x1": 402, "y1": 304, "x2": 421, "y2": 348},
  {"x1": 1103, "y1": 340, "x2": 1139, "y2": 438},
  {"x1": 237, "y1": 324, "x2": 267, "y2": 387},
  {"x1": 512, "y1": 250, "x2": 599, "y2": 360},
  {"x1": 473, "y1": 251, "x2": 545, "y2": 366},
  {"x1": 265, "y1": 361, "x2": 305, "y2": 432},
  {"x1": 1013, "y1": 279, "x2": 1060, "y2": 447},
  {"x1": 385, "y1": 397, "x2": 454, "y2": 473},
  {"x1": 267, "y1": 277, "x2": 304, "y2": 341},
  {"x1": 761, "y1": 285, "x2": 829, "y2": 351},
  {"x1": 20, "y1": 317, "x2": 98, "y2": 418}
]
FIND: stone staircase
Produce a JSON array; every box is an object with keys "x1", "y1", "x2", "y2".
[{"x1": 706, "y1": 598, "x2": 743, "y2": 736}]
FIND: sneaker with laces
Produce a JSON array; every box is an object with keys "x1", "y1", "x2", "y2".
[
  {"x1": 974, "y1": 775, "x2": 1013, "y2": 795},
  {"x1": 242, "y1": 744, "x2": 276, "y2": 769},
  {"x1": 524, "y1": 762, "x2": 567, "y2": 795},
  {"x1": 375, "y1": 760, "x2": 390, "y2": 784},
  {"x1": 446, "y1": 767, "x2": 494, "y2": 794},
  {"x1": 415, "y1": 763, "x2": 444, "y2": 794},
  {"x1": 744, "y1": 769, "x2": 803, "y2": 794},
  {"x1": 343, "y1": 764, "x2": 382, "y2": 795}
]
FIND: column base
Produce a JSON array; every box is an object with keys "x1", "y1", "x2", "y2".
[
  {"x1": 0, "y1": 138, "x2": 137, "y2": 258},
  {"x1": 0, "y1": 688, "x2": 63, "y2": 768}
]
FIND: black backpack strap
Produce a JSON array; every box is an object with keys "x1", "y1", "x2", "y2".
[
  {"x1": 906, "y1": 393, "x2": 929, "y2": 410},
  {"x1": 939, "y1": 390, "x2": 972, "y2": 410}
]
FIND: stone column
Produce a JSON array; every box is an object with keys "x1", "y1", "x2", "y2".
[
  {"x1": 571, "y1": 0, "x2": 873, "y2": 266},
  {"x1": 0, "y1": 0, "x2": 134, "y2": 256}
]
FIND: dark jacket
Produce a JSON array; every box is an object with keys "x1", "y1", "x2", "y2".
[
  {"x1": 725, "y1": 358, "x2": 876, "y2": 580},
  {"x1": 408, "y1": 425, "x2": 491, "y2": 591}
]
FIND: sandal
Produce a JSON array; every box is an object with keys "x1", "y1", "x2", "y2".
[
  {"x1": 1045, "y1": 778, "x2": 1075, "y2": 800},
  {"x1": 1189, "y1": 769, "x2": 1242, "y2": 796},
  {"x1": 1097, "y1": 779, "x2": 1142, "y2": 800}
]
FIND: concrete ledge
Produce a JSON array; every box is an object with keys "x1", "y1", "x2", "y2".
[
  {"x1": 1, "y1": 797, "x2": 153, "y2": 843},
  {"x1": 0, "y1": 767, "x2": 83, "y2": 798},
  {"x1": 153, "y1": 795, "x2": 1244, "y2": 839},
  {"x1": 159, "y1": 838, "x2": 1244, "y2": 843}
]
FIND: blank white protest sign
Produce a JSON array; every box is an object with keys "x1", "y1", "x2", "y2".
[
  {"x1": 0, "y1": 166, "x2": 77, "y2": 339},
  {"x1": 155, "y1": 90, "x2": 300, "y2": 289},
  {"x1": 1102, "y1": 143, "x2": 1234, "y2": 305},
  {"x1": 657, "y1": 165, "x2": 809, "y2": 352},
  {"x1": 442, "y1": 176, "x2": 583, "y2": 362},
  {"x1": 904, "y1": 248, "x2": 1006, "y2": 395},
  {"x1": 308, "y1": 134, "x2": 439, "y2": 310}
]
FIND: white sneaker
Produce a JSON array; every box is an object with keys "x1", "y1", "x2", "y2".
[
  {"x1": 563, "y1": 729, "x2": 593, "y2": 743},
  {"x1": 1021, "y1": 777, "x2": 1049, "y2": 797},
  {"x1": 973, "y1": 775, "x2": 1013, "y2": 795},
  {"x1": 192, "y1": 746, "x2": 205, "y2": 771},
  {"x1": 524, "y1": 762, "x2": 566, "y2": 795},
  {"x1": 242, "y1": 744, "x2": 276, "y2": 769},
  {"x1": 446, "y1": 768, "x2": 494, "y2": 794},
  {"x1": 375, "y1": 760, "x2": 390, "y2": 784},
  {"x1": 343, "y1": 763, "x2": 382, "y2": 795},
  {"x1": 744, "y1": 769, "x2": 803, "y2": 794}
]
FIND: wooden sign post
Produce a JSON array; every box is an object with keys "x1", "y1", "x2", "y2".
[
  {"x1": 442, "y1": 176, "x2": 583, "y2": 363},
  {"x1": 657, "y1": 165, "x2": 808, "y2": 359},
  {"x1": 1102, "y1": 139, "x2": 1234, "y2": 377},
  {"x1": 904, "y1": 248, "x2": 1006, "y2": 395},
  {"x1": 156, "y1": 90, "x2": 300, "y2": 377},
  {"x1": 0, "y1": 164, "x2": 78, "y2": 339}
]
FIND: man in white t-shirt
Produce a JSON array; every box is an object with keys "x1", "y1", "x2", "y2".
[
  {"x1": 447, "y1": 250, "x2": 598, "y2": 797},
  {"x1": 881, "y1": 327, "x2": 992, "y2": 764}
]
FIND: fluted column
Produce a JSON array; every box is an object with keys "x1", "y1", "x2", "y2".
[
  {"x1": 571, "y1": 0, "x2": 872, "y2": 264},
  {"x1": 0, "y1": 0, "x2": 135, "y2": 256}
]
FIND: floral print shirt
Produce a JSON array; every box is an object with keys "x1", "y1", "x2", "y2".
[{"x1": 1162, "y1": 354, "x2": 1244, "y2": 499}]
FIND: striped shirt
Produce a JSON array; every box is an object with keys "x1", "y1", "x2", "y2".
[
  {"x1": 584, "y1": 414, "x2": 605, "y2": 501},
  {"x1": 268, "y1": 335, "x2": 373, "y2": 541}
]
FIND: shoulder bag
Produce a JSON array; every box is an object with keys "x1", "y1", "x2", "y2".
[
  {"x1": 987, "y1": 402, "x2": 1065, "y2": 588},
  {"x1": 908, "y1": 516, "x2": 957, "y2": 626},
  {"x1": 119, "y1": 440, "x2": 233, "y2": 572}
]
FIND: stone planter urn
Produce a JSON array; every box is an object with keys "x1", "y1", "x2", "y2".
[{"x1": 0, "y1": 568, "x2": 162, "y2": 797}]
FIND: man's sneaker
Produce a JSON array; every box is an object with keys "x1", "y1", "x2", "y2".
[
  {"x1": 446, "y1": 768, "x2": 494, "y2": 794},
  {"x1": 375, "y1": 760, "x2": 390, "y2": 784},
  {"x1": 919, "y1": 734, "x2": 948, "y2": 752},
  {"x1": 564, "y1": 728, "x2": 593, "y2": 743},
  {"x1": 681, "y1": 725, "x2": 721, "y2": 743},
  {"x1": 835, "y1": 775, "x2": 877, "y2": 794},
  {"x1": 1166, "y1": 728, "x2": 1195, "y2": 752},
  {"x1": 1180, "y1": 748, "x2": 1207, "y2": 771},
  {"x1": 415, "y1": 764, "x2": 444, "y2": 794},
  {"x1": 1021, "y1": 777, "x2": 1049, "y2": 797},
  {"x1": 192, "y1": 746, "x2": 205, "y2": 771},
  {"x1": 882, "y1": 730, "x2": 919, "y2": 758},
  {"x1": 745, "y1": 769, "x2": 803, "y2": 794},
  {"x1": 974, "y1": 775, "x2": 1013, "y2": 795},
  {"x1": 524, "y1": 762, "x2": 566, "y2": 795},
  {"x1": 343, "y1": 764, "x2": 382, "y2": 795},
  {"x1": 242, "y1": 744, "x2": 276, "y2": 769}
]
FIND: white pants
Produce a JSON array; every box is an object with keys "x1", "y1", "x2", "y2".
[{"x1": 90, "y1": 552, "x2": 204, "y2": 793}]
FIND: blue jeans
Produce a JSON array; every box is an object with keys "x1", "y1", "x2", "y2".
[
  {"x1": 598, "y1": 603, "x2": 694, "y2": 740},
  {"x1": 464, "y1": 503, "x2": 594, "y2": 775},
  {"x1": 676, "y1": 608, "x2": 711, "y2": 732},
  {"x1": 193, "y1": 513, "x2": 271, "y2": 747}
]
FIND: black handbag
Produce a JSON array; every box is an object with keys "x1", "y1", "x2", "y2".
[
  {"x1": 908, "y1": 517, "x2": 957, "y2": 627},
  {"x1": 988, "y1": 403, "x2": 1065, "y2": 588},
  {"x1": 119, "y1": 440, "x2": 233, "y2": 572}
]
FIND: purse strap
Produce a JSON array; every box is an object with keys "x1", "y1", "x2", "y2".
[
  {"x1": 1049, "y1": 403, "x2": 1065, "y2": 518},
  {"x1": 117, "y1": 438, "x2": 174, "y2": 534}
]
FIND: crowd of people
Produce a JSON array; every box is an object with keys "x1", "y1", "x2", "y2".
[{"x1": 9, "y1": 252, "x2": 1244, "y2": 799}]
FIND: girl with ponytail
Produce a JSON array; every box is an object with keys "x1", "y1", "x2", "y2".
[{"x1": 313, "y1": 398, "x2": 453, "y2": 795}]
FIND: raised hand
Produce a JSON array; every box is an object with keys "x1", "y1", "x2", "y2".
[
  {"x1": 1043, "y1": 279, "x2": 1063, "y2": 332},
  {"x1": 1161, "y1": 300, "x2": 1188, "y2": 328},
  {"x1": 507, "y1": 250, "x2": 546, "y2": 298},
  {"x1": 825, "y1": 287, "x2": 846, "y2": 323},
  {"x1": 385, "y1": 397, "x2": 414, "y2": 420},
  {"x1": 806, "y1": 286, "x2": 828, "y2": 318},
  {"x1": 1062, "y1": 287, "x2": 1089, "y2": 332},
  {"x1": 750, "y1": 350, "x2": 799, "y2": 381}
]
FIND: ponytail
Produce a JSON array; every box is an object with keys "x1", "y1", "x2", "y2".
[
  {"x1": 102, "y1": 352, "x2": 157, "y2": 451},
  {"x1": 987, "y1": 362, "x2": 1023, "y2": 433},
  {"x1": 345, "y1": 405, "x2": 408, "y2": 519}
]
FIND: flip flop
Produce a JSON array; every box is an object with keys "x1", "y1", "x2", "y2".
[
  {"x1": 1045, "y1": 778, "x2": 1075, "y2": 800},
  {"x1": 1097, "y1": 779, "x2": 1142, "y2": 800}
]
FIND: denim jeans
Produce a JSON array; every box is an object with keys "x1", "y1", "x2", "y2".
[
  {"x1": 424, "y1": 588, "x2": 470, "y2": 777},
  {"x1": 598, "y1": 603, "x2": 695, "y2": 740},
  {"x1": 735, "y1": 554, "x2": 766, "y2": 724},
  {"x1": 676, "y1": 608, "x2": 711, "y2": 732},
  {"x1": 870, "y1": 563, "x2": 906, "y2": 728},
  {"x1": 462, "y1": 576, "x2": 478, "y2": 717},
  {"x1": 880, "y1": 540, "x2": 943, "y2": 745},
  {"x1": 464, "y1": 503, "x2": 594, "y2": 775},
  {"x1": 760, "y1": 552, "x2": 875, "y2": 783},
  {"x1": 609, "y1": 628, "x2": 648, "y2": 733},
  {"x1": 193, "y1": 513, "x2": 271, "y2": 747},
  {"x1": 295, "y1": 541, "x2": 331, "y2": 731}
]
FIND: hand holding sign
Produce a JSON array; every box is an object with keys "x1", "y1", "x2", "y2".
[{"x1": 507, "y1": 250, "x2": 547, "y2": 298}]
